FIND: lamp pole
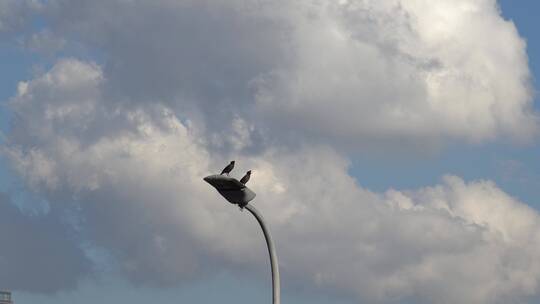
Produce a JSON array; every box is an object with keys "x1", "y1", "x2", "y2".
[
  {"x1": 203, "y1": 173, "x2": 281, "y2": 304},
  {"x1": 244, "y1": 203, "x2": 280, "y2": 304}
]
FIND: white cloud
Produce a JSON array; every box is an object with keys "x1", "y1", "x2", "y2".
[
  {"x1": 254, "y1": 0, "x2": 537, "y2": 144},
  {"x1": 2, "y1": 0, "x2": 539, "y2": 302},
  {"x1": 38, "y1": 0, "x2": 538, "y2": 149},
  {"x1": 4, "y1": 59, "x2": 540, "y2": 303}
]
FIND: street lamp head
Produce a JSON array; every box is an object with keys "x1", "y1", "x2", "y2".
[{"x1": 204, "y1": 174, "x2": 256, "y2": 207}]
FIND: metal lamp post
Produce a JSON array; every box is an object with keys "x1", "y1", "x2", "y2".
[{"x1": 204, "y1": 174, "x2": 280, "y2": 304}]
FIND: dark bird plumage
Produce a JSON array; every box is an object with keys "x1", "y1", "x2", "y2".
[
  {"x1": 220, "y1": 161, "x2": 235, "y2": 175},
  {"x1": 240, "y1": 170, "x2": 251, "y2": 184}
]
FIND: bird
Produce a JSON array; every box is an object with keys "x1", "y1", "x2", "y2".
[
  {"x1": 240, "y1": 170, "x2": 251, "y2": 184},
  {"x1": 220, "y1": 161, "x2": 235, "y2": 175}
]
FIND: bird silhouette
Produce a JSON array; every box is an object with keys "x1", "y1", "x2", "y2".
[
  {"x1": 220, "y1": 161, "x2": 235, "y2": 175},
  {"x1": 240, "y1": 170, "x2": 251, "y2": 184}
]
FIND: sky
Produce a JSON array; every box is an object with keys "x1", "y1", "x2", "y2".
[{"x1": 1, "y1": 1, "x2": 540, "y2": 304}]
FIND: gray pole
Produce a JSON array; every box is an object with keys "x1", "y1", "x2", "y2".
[{"x1": 244, "y1": 203, "x2": 280, "y2": 304}]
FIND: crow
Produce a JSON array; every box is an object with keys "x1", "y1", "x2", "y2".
[
  {"x1": 220, "y1": 161, "x2": 235, "y2": 175},
  {"x1": 240, "y1": 170, "x2": 251, "y2": 184}
]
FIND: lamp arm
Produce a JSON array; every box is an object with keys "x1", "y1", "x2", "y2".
[{"x1": 244, "y1": 203, "x2": 281, "y2": 304}]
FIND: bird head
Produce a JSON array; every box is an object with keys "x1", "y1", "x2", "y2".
[
  {"x1": 246, "y1": 170, "x2": 251, "y2": 175},
  {"x1": 230, "y1": 160, "x2": 235, "y2": 164}
]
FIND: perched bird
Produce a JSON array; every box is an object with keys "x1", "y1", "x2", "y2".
[
  {"x1": 240, "y1": 170, "x2": 251, "y2": 184},
  {"x1": 220, "y1": 161, "x2": 235, "y2": 175}
]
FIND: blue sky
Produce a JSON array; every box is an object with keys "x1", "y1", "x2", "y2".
[{"x1": 2, "y1": 1, "x2": 540, "y2": 304}]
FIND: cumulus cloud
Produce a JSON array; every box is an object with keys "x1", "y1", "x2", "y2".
[
  {"x1": 255, "y1": 0, "x2": 538, "y2": 144},
  {"x1": 37, "y1": 0, "x2": 538, "y2": 149},
  {"x1": 2, "y1": 0, "x2": 540, "y2": 302},
  {"x1": 3, "y1": 59, "x2": 540, "y2": 303},
  {"x1": 254, "y1": 151, "x2": 540, "y2": 303}
]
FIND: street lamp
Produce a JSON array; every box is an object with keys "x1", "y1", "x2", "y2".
[{"x1": 204, "y1": 173, "x2": 280, "y2": 304}]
